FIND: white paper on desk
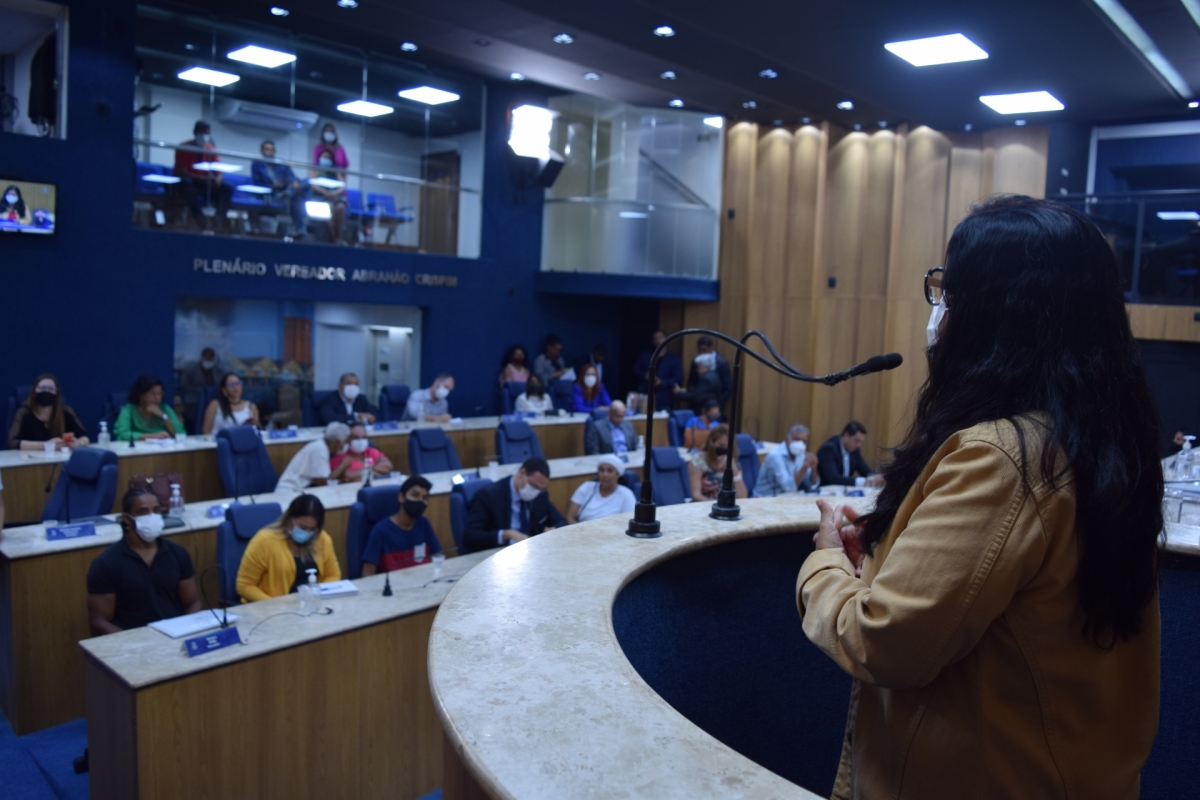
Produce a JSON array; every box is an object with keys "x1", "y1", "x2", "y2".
[
  {"x1": 560, "y1": 367, "x2": 576, "y2": 382},
  {"x1": 148, "y1": 609, "x2": 239, "y2": 639},
  {"x1": 317, "y1": 580, "x2": 360, "y2": 598},
  {"x1": 450, "y1": 417, "x2": 463, "y2": 424}
]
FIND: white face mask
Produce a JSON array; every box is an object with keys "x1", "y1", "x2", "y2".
[
  {"x1": 926, "y1": 303, "x2": 947, "y2": 348},
  {"x1": 583, "y1": 374, "x2": 598, "y2": 388},
  {"x1": 200, "y1": 359, "x2": 215, "y2": 369},
  {"x1": 349, "y1": 438, "x2": 368, "y2": 453},
  {"x1": 788, "y1": 439, "x2": 807, "y2": 458},
  {"x1": 132, "y1": 513, "x2": 165, "y2": 542},
  {"x1": 518, "y1": 481, "x2": 541, "y2": 502},
  {"x1": 342, "y1": 383, "x2": 361, "y2": 401},
  {"x1": 323, "y1": 131, "x2": 336, "y2": 143},
  {"x1": 4, "y1": 194, "x2": 17, "y2": 204},
  {"x1": 434, "y1": 385, "x2": 450, "y2": 400}
]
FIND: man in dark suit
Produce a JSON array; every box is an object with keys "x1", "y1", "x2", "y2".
[
  {"x1": 586, "y1": 400, "x2": 636, "y2": 455},
  {"x1": 463, "y1": 457, "x2": 567, "y2": 553},
  {"x1": 633, "y1": 329, "x2": 684, "y2": 411},
  {"x1": 816, "y1": 421, "x2": 883, "y2": 487},
  {"x1": 318, "y1": 373, "x2": 378, "y2": 425},
  {"x1": 686, "y1": 336, "x2": 733, "y2": 415}
]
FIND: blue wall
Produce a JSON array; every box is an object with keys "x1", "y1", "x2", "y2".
[{"x1": 0, "y1": 0, "x2": 655, "y2": 433}]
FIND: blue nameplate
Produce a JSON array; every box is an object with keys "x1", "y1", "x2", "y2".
[
  {"x1": 372, "y1": 421, "x2": 399, "y2": 431},
  {"x1": 184, "y1": 626, "x2": 241, "y2": 657},
  {"x1": 206, "y1": 501, "x2": 241, "y2": 518},
  {"x1": 846, "y1": 490, "x2": 865, "y2": 497},
  {"x1": 268, "y1": 429, "x2": 298, "y2": 439},
  {"x1": 46, "y1": 522, "x2": 96, "y2": 541}
]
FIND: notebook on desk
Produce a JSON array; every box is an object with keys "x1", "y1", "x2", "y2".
[
  {"x1": 317, "y1": 580, "x2": 359, "y2": 598},
  {"x1": 148, "y1": 609, "x2": 240, "y2": 639}
]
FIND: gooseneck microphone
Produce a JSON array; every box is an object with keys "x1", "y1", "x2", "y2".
[{"x1": 836, "y1": 352, "x2": 904, "y2": 383}]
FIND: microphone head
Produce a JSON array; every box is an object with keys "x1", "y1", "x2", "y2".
[
  {"x1": 882, "y1": 352, "x2": 903, "y2": 370},
  {"x1": 863, "y1": 353, "x2": 903, "y2": 373}
]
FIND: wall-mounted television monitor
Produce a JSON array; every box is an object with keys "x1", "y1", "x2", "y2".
[{"x1": 0, "y1": 179, "x2": 56, "y2": 234}]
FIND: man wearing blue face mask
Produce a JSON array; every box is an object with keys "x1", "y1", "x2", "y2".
[
  {"x1": 236, "y1": 494, "x2": 341, "y2": 602},
  {"x1": 86, "y1": 488, "x2": 201, "y2": 635},
  {"x1": 173, "y1": 120, "x2": 233, "y2": 230}
]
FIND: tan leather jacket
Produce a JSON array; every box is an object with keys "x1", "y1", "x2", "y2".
[{"x1": 798, "y1": 418, "x2": 1159, "y2": 800}]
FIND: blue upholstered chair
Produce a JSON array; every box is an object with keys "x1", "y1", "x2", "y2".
[
  {"x1": 450, "y1": 478, "x2": 492, "y2": 553},
  {"x1": 623, "y1": 469, "x2": 642, "y2": 501},
  {"x1": 194, "y1": 385, "x2": 221, "y2": 430},
  {"x1": 303, "y1": 390, "x2": 333, "y2": 428},
  {"x1": 668, "y1": 410, "x2": 695, "y2": 447},
  {"x1": 736, "y1": 433, "x2": 760, "y2": 496},
  {"x1": 548, "y1": 379, "x2": 574, "y2": 412},
  {"x1": 378, "y1": 385, "x2": 411, "y2": 422},
  {"x1": 101, "y1": 391, "x2": 127, "y2": 432},
  {"x1": 408, "y1": 427, "x2": 462, "y2": 474},
  {"x1": 495, "y1": 420, "x2": 544, "y2": 465},
  {"x1": 501, "y1": 381, "x2": 527, "y2": 415},
  {"x1": 648, "y1": 447, "x2": 691, "y2": 507},
  {"x1": 5, "y1": 384, "x2": 30, "y2": 442},
  {"x1": 215, "y1": 427, "x2": 278, "y2": 498},
  {"x1": 41, "y1": 446, "x2": 119, "y2": 522},
  {"x1": 215, "y1": 502, "x2": 281, "y2": 605},
  {"x1": 345, "y1": 485, "x2": 401, "y2": 579}
]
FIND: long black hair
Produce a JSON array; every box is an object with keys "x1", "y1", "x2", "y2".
[
  {"x1": 501, "y1": 344, "x2": 528, "y2": 368},
  {"x1": 860, "y1": 195, "x2": 1163, "y2": 646},
  {"x1": 217, "y1": 372, "x2": 240, "y2": 420},
  {"x1": 128, "y1": 375, "x2": 164, "y2": 405},
  {"x1": 1, "y1": 185, "x2": 26, "y2": 217}
]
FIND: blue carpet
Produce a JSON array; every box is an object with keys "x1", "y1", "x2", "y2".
[
  {"x1": 0, "y1": 707, "x2": 58, "y2": 800},
  {"x1": 417, "y1": 791, "x2": 442, "y2": 800},
  {"x1": 22, "y1": 718, "x2": 89, "y2": 800}
]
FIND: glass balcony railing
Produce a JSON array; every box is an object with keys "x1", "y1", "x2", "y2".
[
  {"x1": 132, "y1": 139, "x2": 480, "y2": 256},
  {"x1": 1061, "y1": 190, "x2": 1200, "y2": 303}
]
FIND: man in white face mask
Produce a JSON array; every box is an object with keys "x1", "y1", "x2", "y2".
[
  {"x1": 86, "y1": 489, "x2": 201, "y2": 635},
  {"x1": 405, "y1": 373, "x2": 455, "y2": 423},
  {"x1": 462, "y1": 457, "x2": 567, "y2": 553},
  {"x1": 758, "y1": 423, "x2": 821, "y2": 497},
  {"x1": 317, "y1": 373, "x2": 377, "y2": 425}
]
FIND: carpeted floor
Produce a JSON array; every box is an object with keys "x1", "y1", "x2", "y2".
[{"x1": 0, "y1": 708, "x2": 87, "y2": 800}]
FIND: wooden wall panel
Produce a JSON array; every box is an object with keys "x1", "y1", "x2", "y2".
[
  {"x1": 1127, "y1": 304, "x2": 1200, "y2": 342},
  {"x1": 984, "y1": 125, "x2": 1050, "y2": 198}
]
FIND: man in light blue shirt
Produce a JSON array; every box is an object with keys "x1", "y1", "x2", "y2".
[
  {"x1": 585, "y1": 400, "x2": 636, "y2": 455},
  {"x1": 757, "y1": 424, "x2": 820, "y2": 497}
]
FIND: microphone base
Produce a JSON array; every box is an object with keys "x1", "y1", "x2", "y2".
[
  {"x1": 626, "y1": 502, "x2": 662, "y2": 539},
  {"x1": 709, "y1": 489, "x2": 741, "y2": 521}
]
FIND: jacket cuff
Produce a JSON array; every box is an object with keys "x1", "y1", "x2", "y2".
[{"x1": 796, "y1": 549, "x2": 857, "y2": 610}]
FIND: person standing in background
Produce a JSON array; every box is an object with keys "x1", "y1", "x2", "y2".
[
  {"x1": 310, "y1": 122, "x2": 350, "y2": 244},
  {"x1": 686, "y1": 336, "x2": 732, "y2": 415},
  {"x1": 173, "y1": 121, "x2": 232, "y2": 229},
  {"x1": 633, "y1": 329, "x2": 684, "y2": 411},
  {"x1": 533, "y1": 334, "x2": 568, "y2": 385},
  {"x1": 180, "y1": 347, "x2": 223, "y2": 388}
]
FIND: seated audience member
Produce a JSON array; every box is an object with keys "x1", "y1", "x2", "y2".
[
  {"x1": 8, "y1": 374, "x2": 89, "y2": 450},
  {"x1": 405, "y1": 374, "x2": 455, "y2": 423},
  {"x1": 330, "y1": 423, "x2": 394, "y2": 481},
  {"x1": 319, "y1": 373, "x2": 377, "y2": 425},
  {"x1": 586, "y1": 400, "x2": 635, "y2": 455},
  {"x1": 571, "y1": 364, "x2": 611, "y2": 413},
  {"x1": 361, "y1": 476, "x2": 441, "y2": 576},
  {"x1": 816, "y1": 420, "x2": 883, "y2": 487},
  {"x1": 674, "y1": 353, "x2": 723, "y2": 417},
  {"x1": 515, "y1": 375, "x2": 554, "y2": 414},
  {"x1": 499, "y1": 344, "x2": 531, "y2": 386},
  {"x1": 578, "y1": 344, "x2": 606, "y2": 384},
  {"x1": 463, "y1": 457, "x2": 566, "y2": 553},
  {"x1": 567, "y1": 455, "x2": 636, "y2": 524},
  {"x1": 86, "y1": 488, "x2": 201, "y2": 635},
  {"x1": 236, "y1": 494, "x2": 341, "y2": 602},
  {"x1": 180, "y1": 347, "x2": 223, "y2": 388},
  {"x1": 115, "y1": 375, "x2": 186, "y2": 442},
  {"x1": 251, "y1": 139, "x2": 306, "y2": 236},
  {"x1": 201, "y1": 373, "x2": 260, "y2": 435},
  {"x1": 758, "y1": 424, "x2": 820, "y2": 497},
  {"x1": 633, "y1": 329, "x2": 684, "y2": 411},
  {"x1": 276, "y1": 422, "x2": 352, "y2": 492},
  {"x1": 688, "y1": 424, "x2": 747, "y2": 502},
  {"x1": 687, "y1": 336, "x2": 733, "y2": 412},
  {"x1": 173, "y1": 121, "x2": 233, "y2": 227},
  {"x1": 683, "y1": 399, "x2": 721, "y2": 450},
  {"x1": 532, "y1": 334, "x2": 568, "y2": 384}
]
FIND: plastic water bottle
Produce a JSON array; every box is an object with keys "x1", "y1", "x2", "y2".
[
  {"x1": 97, "y1": 421, "x2": 110, "y2": 448},
  {"x1": 168, "y1": 483, "x2": 185, "y2": 516},
  {"x1": 1175, "y1": 436, "x2": 1197, "y2": 481}
]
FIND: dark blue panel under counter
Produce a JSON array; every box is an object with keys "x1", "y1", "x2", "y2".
[{"x1": 533, "y1": 271, "x2": 721, "y2": 301}]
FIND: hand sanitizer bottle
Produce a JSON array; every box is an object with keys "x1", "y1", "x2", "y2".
[
  {"x1": 1176, "y1": 436, "x2": 1196, "y2": 481},
  {"x1": 168, "y1": 484, "x2": 185, "y2": 516},
  {"x1": 304, "y1": 568, "x2": 319, "y2": 614},
  {"x1": 97, "y1": 421, "x2": 111, "y2": 448}
]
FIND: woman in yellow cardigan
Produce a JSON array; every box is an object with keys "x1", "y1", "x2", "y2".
[{"x1": 236, "y1": 494, "x2": 341, "y2": 602}]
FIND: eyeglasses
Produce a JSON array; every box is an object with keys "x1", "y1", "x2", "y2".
[
  {"x1": 225, "y1": 380, "x2": 243, "y2": 388},
  {"x1": 924, "y1": 267, "x2": 945, "y2": 306}
]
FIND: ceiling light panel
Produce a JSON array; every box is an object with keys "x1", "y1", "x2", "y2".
[
  {"x1": 979, "y1": 90, "x2": 1064, "y2": 113},
  {"x1": 336, "y1": 99, "x2": 394, "y2": 116},
  {"x1": 398, "y1": 86, "x2": 460, "y2": 105},
  {"x1": 742, "y1": 100, "x2": 756, "y2": 109},
  {"x1": 553, "y1": 33, "x2": 574, "y2": 44},
  {"x1": 583, "y1": 72, "x2": 600, "y2": 80},
  {"x1": 227, "y1": 45, "x2": 296, "y2": 68},
  {"x1": 654, "y1": 25, "x2": 676, "y2": 37},
  {"x1": 1157, "y1": 211, "x2": 1200, "y2": 220},
  {"x1": 759, "y1": 68, "x2": 778, "y2": 78},
  {"x1": 669, "y1": 98, "x2": 684, "y2": 107},
  {"x1": 703, "y1": 116, "x2": 723, "y2": 128},
  {"x1": 270, "y1": 7, "x2": 289, "y2": 16},
  {"x1": 400, "y1": 42, "x2": 418, "y2": 52},
  {"x1": 883, "y1": 33, "x2": 988, "y2": 66},
  {"x1": 178, "y1": 67, "x2": 240, "y2": 87},
  {"x1": 837, "y1": 100, "x2": 854, "y2": 110},
  {"x1": 510, "y1": 72, "x2": 526, "y2": 81},
  {"x1": 660, "y1": 70, "x2": 676, "y2": 80},
  {"x1": 337, "y1": 0, "x2": 357, "y2": 7},
  {"x1": 509, "y1": 104, "x2": 555, "y2": 159}
]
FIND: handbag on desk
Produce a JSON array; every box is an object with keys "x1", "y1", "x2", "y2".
[{"x1": 127, "y1": 473, "x2": 184, "y2": 508}]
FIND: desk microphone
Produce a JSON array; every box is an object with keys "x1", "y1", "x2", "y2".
[
  {"x1": 822, "y1": 352, "x2": 904, "y2": 386},
  {"x1": 199, "y1": 563, "x2": 230, "y2": 628},
  {"x1": 382, "y1": 569, "x2": 393, "y2": 596},
  {"x1": 44, "y1": 459, "x2": 72, "y2": 523}
]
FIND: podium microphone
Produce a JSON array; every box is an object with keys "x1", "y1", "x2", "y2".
[{"x1": 842, "y1": 352, "x2": 904, "y2": 381}]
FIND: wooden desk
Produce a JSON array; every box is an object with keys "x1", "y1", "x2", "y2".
[
  {"x1": 0, "y1": 414, "x2": 666, "y2": 523},
  {"x1": 82, "y1": 551, "x2": 495, "y2": 800}
]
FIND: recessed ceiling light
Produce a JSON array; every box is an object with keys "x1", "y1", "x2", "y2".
[
  {"x1": 1015, "y1": 119, "x2": 1027, "y2": 126},
  {"x1": 337, "y1": 0, "x2": 357, "y2": 7},
  {"x1": 837, "y1": 100, "x2": 854, "y2": 110},
  {"x1": 400, "y1": 42, "x2": 418, "y2": 52},
  {"x1": 178, "y1": 67, "x2": 240, "y2": 87},
  {"x1": 703, "y1": 116, "x2": 723, "y2": 128},
  {"x1": 759, "y1": 68, "x2": 778, "y2": 79},
  {"x1": 774, "y1": 120, "x2": 784, "y2": 126},
  {"x1": 398, "y1": 86, "x2": 460, "y2": 105},
  {"x1": 1157, "y1": 211, "x2": 1200, "y2": 220},
  {"x1": 309, "y1": 71, "x2": 323, "y2": 79},
  {"x1": 620, "y1": 211, "x2": 649, "y2": 219},
  {"x1": 654, "y1": 25, "x2": 676, "y2": 37},
  {"x1": 510, "y1": 72, "x2": 526, "y2": 81},
  {"x1": 801, "y1": 117, "x2": 811, "y2": 123},
  {"x1": 742, "y1": 100, "x2": 757, "y2": 109},
  {"x1": 884, "y1": 33, "x2": 988, "y2": 66},
  {"x1": 583, "y1": 72, "x2": 600, "y2": 81},
  {"x1": 475, "y1": 39, "x2": 491, "y2": 47},
  {"x1": 270, "y1": 6, "x2": 289, "y2": 16},
  {"x1": 553, "y1": 33, "x2": 574, "y2": 44},
  {"x1": 509, "y1": 104, "x2": 555, "y2": 159},
  {"x1": 185, "y1": 43, "x2": 197, "y2": 51},
  {"x1": 878, "y1": 120, "x2": 887, "y2": 128},
  {"x1": 964, "y1": 123, "x2": 973, "y2": 131},
  {"x1": 227, "y1": 45, "x2": 296, "y2": 68},
  {"x1": 337, "y1": 99, "x2": 393, "y2": 117},
  {"x1": 660, "y1": 70, "x2": 676, "y2": 80},
  {"x1": 1191, "y1": 101, "x2": 1199, "y2": 108},
  {"x1": 980, "y1": 90, "x2": 1064, "y2": 114},
  {"x1": 669, "y1": 98, "x2": 684, "y2": 108},
  {"x1": 853, "y1": 123, "x2": 862, "y2": 131}
]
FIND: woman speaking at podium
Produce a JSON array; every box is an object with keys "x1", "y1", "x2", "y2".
[{"x1": 798, "y1": 196, "x2": 1162, "y2": 800}]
